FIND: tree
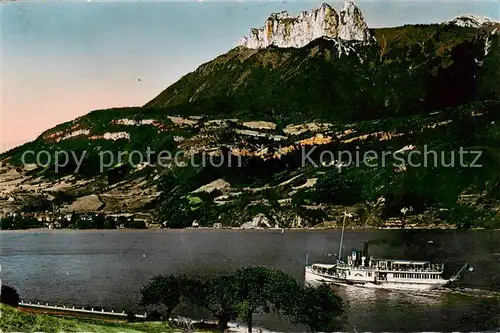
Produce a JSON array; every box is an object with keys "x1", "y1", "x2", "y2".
[
  {"x1": 288, "y1": 284, "x2": 345, "y2": 332},
  {"x1": 182, "y1": 275, "x2": 239, "y2": 332},
  {"x1": 140, "y1": 268, "x2": 344, "y2": 333},
  {"x1": 140, "y1": 274, "x2": 183, "y2": 321},
  {"x1": 0, "y1": 216, "x2": 14, "y2": 230},
  {"x1": 262, "y1": 268, "x2": 301, "y2": 314},
  {"x1": 234, "y1": 266, "x2": 270, "y2": 333},
  {"x1": 1, "y1": 285, "x2": 20, "y2": 307},
  {"x1": 314, "y1": 170, "x2": 362, "y2": 206},
  {"x1": 233, "y1": 266, "x2": 299, "y2": 333},
  {"x1": 125, "y1": 310, "x2": 137, "y2": 322},
  {"x1": 146, "y1": 310, "x2": 164, "y2": 321}
]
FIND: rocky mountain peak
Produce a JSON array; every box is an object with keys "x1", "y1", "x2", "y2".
[
  {"x1": 446, "y1": 15, "x2": 497, "y2": 28},
  {"x1": 240, "y1": 1, "x2": 371, "y2": 49},
  {"x1": 338, "y1": 0, "x2": 370, "y2": 41}
]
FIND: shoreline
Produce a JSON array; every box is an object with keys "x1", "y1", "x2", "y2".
[{"x1": 0, "y1": 226, "x2": 494, "y2": 232}]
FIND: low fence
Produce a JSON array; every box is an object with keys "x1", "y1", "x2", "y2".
[
  {"x1": 18, "y1": 301, "x2": 273, "y2": 332},
  {"x1": 18, "y1": 300, "x2": 146, "y2": 318}
]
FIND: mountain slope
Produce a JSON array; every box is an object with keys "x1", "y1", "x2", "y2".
[
  {"x1": 1, "y1": 2, "x2": 499, "y2": 229},
  {"x1": 145, "y1": 23, "x2": 499, "y2": 123}
]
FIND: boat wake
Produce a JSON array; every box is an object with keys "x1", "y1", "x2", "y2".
[
  {"x1": 337, "y1": 284, "x2": 500, "y2": 301},
  {"x1": 436, "y1": 286, "x2": 500, "y2": 298}
]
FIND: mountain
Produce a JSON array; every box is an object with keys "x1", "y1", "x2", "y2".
[
  {"x1": 447, "y1": 15, "x2": 497, "y2": 29},
  {"x1": 1, "y1": 1, "x2": 500, "y2": 229},
  {"x1": 240, "y1": 1, "x2": 371, "y2": 49}
]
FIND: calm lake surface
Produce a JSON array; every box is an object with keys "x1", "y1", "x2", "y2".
[{"x1": 1, "y1": 229, "x2": 499, "y2": 331}]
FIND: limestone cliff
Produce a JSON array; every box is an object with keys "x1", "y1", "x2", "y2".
[
  {"x1": 240, "y1": 1, "x2": 371, "y2": 49},
  {"x1": 446, "y1": 15, "x2": 497, "y2": 28}
]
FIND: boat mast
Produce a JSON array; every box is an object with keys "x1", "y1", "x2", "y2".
[{"x1": 338, "y1": 211, "x2": 347, "y2": 263}]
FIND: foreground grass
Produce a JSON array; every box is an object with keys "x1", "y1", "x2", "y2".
[{"x1": 0, "y1": 304, "x2": 173, "y2": 333}]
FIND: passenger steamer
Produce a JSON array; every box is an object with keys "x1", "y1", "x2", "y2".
[{"x1": 305, "y1": 213, "x2": 473, "y2": 291}]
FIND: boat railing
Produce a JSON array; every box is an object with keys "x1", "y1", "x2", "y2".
[
  {"x1": 332, "y1": 264, "x2": 443, "y2": 273},
  {"x1": 380, "y1": 267, "x2": 443, "y2": 272}
]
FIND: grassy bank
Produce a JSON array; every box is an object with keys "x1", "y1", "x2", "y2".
[{"x1": 0, "y1": 304, "x2": 172, "y2": 333}]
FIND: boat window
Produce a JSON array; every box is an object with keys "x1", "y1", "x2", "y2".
[{"x1": 368, "y1": 272, "x2": 371, "y2": 277}]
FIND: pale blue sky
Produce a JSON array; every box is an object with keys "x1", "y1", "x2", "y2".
[{"x1": 2, "y1": 0, "x2": 499, "y2": 151}]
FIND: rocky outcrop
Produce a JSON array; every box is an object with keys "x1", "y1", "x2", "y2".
[
  {"x1": 241, "y1": 213, "x2": 272, "y2": 229},
  {"x1": 337, "y1": 0, "x2": 371, "y2": 41},
  {"x1": 240, "y1": 1, "x2": 371, "y2": 49},
  {"x1": 446, "y1": 15, "x2": 497, "y2": 28}
]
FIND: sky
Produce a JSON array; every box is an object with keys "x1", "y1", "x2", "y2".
[{"x1": 2, "y1": 0, "x2": 499, "y2": 152}]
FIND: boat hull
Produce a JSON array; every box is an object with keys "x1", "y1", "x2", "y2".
[
  {"x1": 305, "y1": 266, "x2": 351, "y2": 286},
  {"x1": 305, "y1": 266, "x2": 451, "y2": 291}
]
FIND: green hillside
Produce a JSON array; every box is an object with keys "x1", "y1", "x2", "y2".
[
  {"x1": 1, "y1": 22, "x2": 499, "y2": 229},
  {"x1": 0, "y1": 305, "x2": 172, "y2": 333}
]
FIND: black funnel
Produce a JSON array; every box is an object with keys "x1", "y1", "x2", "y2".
[{"x1": 363, "y1": 241, "x2": 369, "y2": 263}]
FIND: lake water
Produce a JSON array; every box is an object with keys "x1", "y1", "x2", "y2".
[{"x1": 1, "y1": 229, "x2": 499, "y2": 331}]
